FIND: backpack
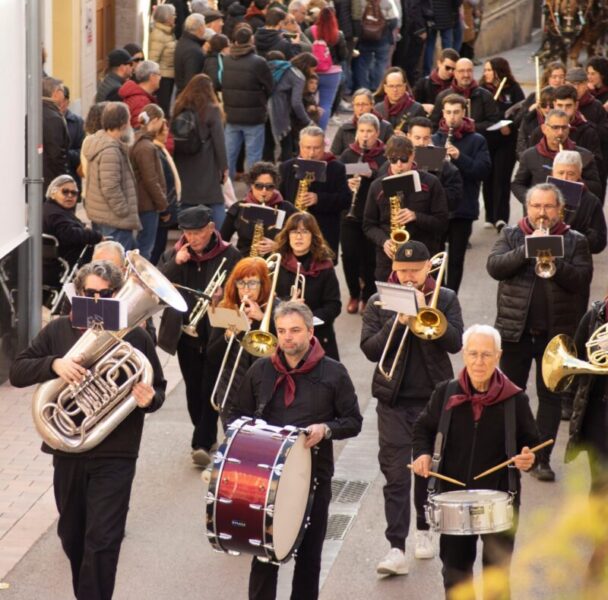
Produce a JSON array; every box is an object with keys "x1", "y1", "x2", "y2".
[
  {"x1": 310, "y1": 26, "x2": 333, "y2": 73},
  {"x1": 360, "y1": 0, "x2": 386, "y2": 43},
  {"x1": 170, "y1": 109, "x2": 201, "y2": 155}
]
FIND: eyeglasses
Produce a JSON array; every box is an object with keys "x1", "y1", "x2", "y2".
[
  {"x1": 388, "y1": 156, "x2": 410, "y2": 164},
  {"x1": 235, "y1": 279, "x2": 261, "y2": 289},
  {"x1": 253, "y1": 182, "x2": 276, "y2": 191},
  {"x1": 82, "y1": 288, "x2": 115, "y2": 298},
  {"x1": 464, "y1": 351, "x2": 497, "y2": 362},
  {"x1": 528, "y1": 203, "x2": 558, "y2": 211},
  {"x1": 61, "y1": 188, "x2": 79, "y2": 197},
  {"x1": 546, "y1": 124, "x2": 570, "y2": 131},
  {"x1": 289, "y1": 229, "x2": 311, "y2": 237},
  {"x1": 353, "y1": 102, "x2": 372, "y2": 108}
]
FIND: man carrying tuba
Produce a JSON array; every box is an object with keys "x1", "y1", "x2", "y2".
[{"x1": 9, "y1": 260, "x2": 166, "y2": 600}]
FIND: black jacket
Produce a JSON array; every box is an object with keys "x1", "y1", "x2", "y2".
[
  {"x1": 174, "y1": 31, "x2": 206, "y2": 93},
  {"x1": 95, "y1": 71, "x2": 126, "y2": 103},
  {"x1": 224, "y1": 2, "x2": 246, "y2": 41},
  {"x1": 254, "y1": 28, "x2": 301, "y2": 59},
  {"x1": 230, "y1": 352, "x2": 363, "y2": 480},
  {"x1": 43, "y1": 99, "x2": 70, "y2": 192},
  {"x1": 157, "y1": 236, "x2": 242, "y2": 354},
  {"x1": 413, "y1": 380, "x2": 538, "y2": 492},
  {"x1": 279, "y1": 158, "x2": 351, "y2": 256},
  {"x1": 486, "y1": 225, "x2": 593, "y2": 343},
  {"x1": 222, "y1": 48, "x2": 274, "y2": 125},
  {"x1": 65, "y1": 109, "x2": 85, "y2": 183},
  {"x1": 516, "y1": 108, "x2": 543, "y2": 160},
  {"x1": 374, "y1": 98, "x2": 427, "y2": 131},
  {"x1": 413, "y1": 74, "x2": 452, "y2": 105},
  {"x1": 202, "y1": 52, "x2": 223, "y2": 92},
  {"x1": 425, "y1": 0, "x2": 461, "y2": 30},
  {"x1": 431, "y1": 86, "x2": 500, "y2": 134},
  {"x1": 564, "y1": 188, "x2": 607, "y2": 254},
  {"x1": 360, "y1": 287, "x2": 463, "y2": 405},
  {"x1": 330, "y1": 119, "x2": 393, "y2": 157},
  {"x1": 9, "y1": 317, "x2": 166, "y2": 458}
]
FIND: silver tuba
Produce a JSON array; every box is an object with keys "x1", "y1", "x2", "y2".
[{"x1": 31, "y1": 251, "x2": 188, "y2": 453}]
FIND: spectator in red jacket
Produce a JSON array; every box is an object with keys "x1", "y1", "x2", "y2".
[{"x1": 119, "y1": 60, "x2": 161, "y2": 128}]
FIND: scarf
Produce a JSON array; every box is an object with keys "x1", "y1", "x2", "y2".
[
  {"x1": 352, "y1": 107, "x2": 384, "y2": 127},
  {"x1": 446, "y1": 369, "x2": 522, "y2": 422},
  {"x1": 430, "y1": 68, "x2": 452, "y2": 91},
  {"x1": 322, "y1": 151, "x2": 336, "y2": 163},
  {"x1": 269, "y1": 59, "x2": 292, "y2": 84},
  {"x1": 518, "y1": 217, "x2": 570, "y2": 236},
  {"x1": 229, "y1": 43, "x2": 255, "y2": 58},
  {"x1": 245, "y1": 4, "x2": 265, "y2": 19},
  {"x1": 271, "y1": 337, "x2": 326, "y2": 406},
  {"x1": 243, "y1": 188, "x2": 285, "y2": 208},
  {"x1": 174, "y1": 231, "x2": 230, "y2": 263},
  {"x1": 347, "y1": 139, "x2": 386, "y2": 171},
  {"x1": 153, "y1": 141, "x2": 181, "y2": 201},
  {"x1": 579, "y1": 90, "x2": 598, "y2": 107},
  {"x1": 384, "y1": 92, "x2": 414, "y2": 118},
  {"x1": 282, "y1": 252, "x2": 332, "y2": 278},
  {"x1": 535, "y1": 136, "x2": 576, "y2": 159},
  {"x1": 569, "y1": 111, "x2": 587, "y2": 131},
  {"x1": 450, "y1": 78, "x2": 479, "y2": 99},
  {"x1": 438, "y1": 117, "x2": 476, "y2": 139}
]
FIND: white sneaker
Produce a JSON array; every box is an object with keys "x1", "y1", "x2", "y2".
[
  {"x1": 414, "y1": 530, "x2": 435, "y2": 559},
  {"x1": 376, "y1": 547, "x2": 409, "y2": 575},
  {"x1": 483, "y1": 221, "x2": 494, "y2": 229}
]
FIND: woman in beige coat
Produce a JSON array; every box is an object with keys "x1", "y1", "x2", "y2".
[{"x1": 149, "y1": 3, "x2": 177, "y2": 115}]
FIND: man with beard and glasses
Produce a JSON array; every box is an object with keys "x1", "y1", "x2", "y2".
[{"x1": 83, "y1": 102, "x2": 140, "y2": 251}]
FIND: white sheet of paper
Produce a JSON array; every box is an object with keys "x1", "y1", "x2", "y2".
[
  {"x1": 275, "y1": 209, "x2": 286, "y2": 229},
  {"x1": 345, "y1": 163, "x2": 373, "y2": 177},
  {"x1": 376, "y1": 282, "x2": 419, "y2": 316},
  {"x1": 486, "y1": 119, "x2": 513, "y2": 132},
  {"x1": 208, "y1": 307, "x2": 251, "y2": 333}
]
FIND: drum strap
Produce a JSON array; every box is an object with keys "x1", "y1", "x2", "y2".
[{"x1": 504, "y1": 396, "x2": 517, "y2": 495}]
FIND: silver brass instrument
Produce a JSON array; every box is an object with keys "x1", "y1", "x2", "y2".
[
  {"x1": 178, "y1": 257, "x2": 227, "y2": 337},
  {"x1": 290, "y1": 262, "x2": 306, "y2": 301},
  {"x1": 31, "y1": 251, "x2": 188, "y2": 453},
  {"x1": 49, "y1": 244, "x2": 92, "y2": 316},
  {"x1": 534, "y1": 218, "x2": 556, "y2": 279}
]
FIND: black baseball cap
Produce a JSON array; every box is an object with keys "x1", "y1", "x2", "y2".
[
  {"x1": 108, "y1": 48, "x2": 133, "y2": 68},
  {"x1": 394, "y1": 240, "x2": 430, "y2": 262}
]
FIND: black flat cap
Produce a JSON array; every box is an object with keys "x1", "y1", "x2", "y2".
[
  {"x1": 394, "y1": 240, "x2": 430, "y2": 262},
  {"x1": 566, "y1": 68, "x2": 586, "y2": 84},
  {"x1": 178, "y1": 205, "x2": 213, "y2": 229}
]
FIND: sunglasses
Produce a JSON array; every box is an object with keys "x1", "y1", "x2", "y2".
[
  {"x1": 82, "y1": 288, "x2": 115, "y2": 298},
  {"x1": 253, "y1": 182, "x2": 276, "y2": 191},
  {"x1": 388, "y1": 156, "x2": 410, "y2": 165},
  {"x1": 61, "y1": 188, "x2": 79, "y2": 197},
  {"x1": 131, "y1": 57, "x2": 144, "y2": 63},
  {"x1": 444, "y1": 66, "x2": 456, "y2": 72}
]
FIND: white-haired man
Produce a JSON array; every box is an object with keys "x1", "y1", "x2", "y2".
[{"x1": 174, "y1": 13, "x2": 207, "y2": 94}]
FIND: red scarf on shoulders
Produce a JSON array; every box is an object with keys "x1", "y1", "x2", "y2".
[
  {"x1": 518, "y1": 217, "x2": 570, "y2": 236},
  {"x1": 174, "y1": 231, "x2": 229, "y2": 262},
  {"x1": 451, "y1": 79, "x2": 479, "y2": 98},
  {"x1": 535, "y1": 136, "x2": 576, "y2": 159},
  {"x1": 384, "y1": 93, "x2": 414, "y2": 117},
  {"x1": 271, "y1": 337, "x2": 326, "y2": 406},
  {"x1": 430, "y1": 69, "x2": 452, "y2": 91},
  {"x1": 569, "y1": 111, "x2": 587, "y2": 131},
  {"x1": 438, "y1": 117, "x2": 476, "y2": 139},
  {"x1": 579, "y1": 90, "x2": 598, "y2": 107},
  {"x1": 243, "y1": 188, "x2": 285, "y2": 208},
  {"x1": 347, "y1": 139, "x2": 386, "y2": 171},
  {"x1": 282, "y1": 252, "x2": 333, "y2": 278}
]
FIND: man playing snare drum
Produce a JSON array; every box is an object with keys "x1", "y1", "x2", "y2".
[{"x1": 412, "y1": 324, "x2": 538, "y2": 596}]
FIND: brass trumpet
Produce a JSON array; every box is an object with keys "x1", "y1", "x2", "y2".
[
  {"x1": 290, "y1": 262, "x2": 306, "y2": 301},
  {"x1": 534, "y1": 218, "x2": 556, "y2": 279},
  {"x1": 390, "y1": 194, "x2": 410, "y2": 250}
]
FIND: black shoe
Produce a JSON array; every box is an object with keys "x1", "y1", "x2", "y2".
[{"x1": 530, "y1": 462, "x2": 555, "y2": 482}]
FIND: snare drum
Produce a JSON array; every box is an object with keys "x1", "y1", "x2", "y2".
[
  {"x1": 426, "y1": 489, "x2": 514, "y2": 535},
  {"x1": 206, "y1": 418, "x2": 313, "y2": 563}
]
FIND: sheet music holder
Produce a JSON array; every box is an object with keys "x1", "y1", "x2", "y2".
[
  {"x1": 294, "y1": 159, "x2": 327, "y2": 182},
  {"x1": 381, "y1": 171, "x2": 422, "y2": 199},
  {"x1": 375, "y1": 281, "x2": 419, "y2": 317},
  {"x1": 239, "y1": 203, "x2": 286, "y2": 230},
  {"x1": 72, "y1": 296, "x2": 127, "y2": 331},
  {"x1": 546, "y1": 176, "x2": 584, "y2": 208},
  {"x1": 525, "y1": 235, "x2": 565, "y2": 259},
  {"x1": 208, "y1": 306, "x2": 251, "y2": 333},
  {"x1": 345, "y1": 162, "x2": 373, "y2": 177},
  {"x1": 414, "y1": 146, "x2": 447, "y2": 172}
]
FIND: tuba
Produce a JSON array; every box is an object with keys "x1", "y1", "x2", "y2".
[{"x1": 31, "y1": 252, "x2": 188, "y2": 453}]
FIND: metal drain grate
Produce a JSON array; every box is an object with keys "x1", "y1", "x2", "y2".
[
  {"x1": 324, "y1": 513, "x2": 355, "y2": 541},
  {"x1": 331, "y1": 479, "x2": 369, "y2": 504}
]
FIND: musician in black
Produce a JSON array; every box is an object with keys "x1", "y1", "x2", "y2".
[
  {"x1": 413, "y1": 48, "x2": 459, "y2": 115},
  {"x1": 274, "y1": 211, "x2": 341, "y2": 360},
  {"x1": 363, "y1": 135, "x2": 448, "y2": 282},
  {"x1": 374, "y1": 67, "x2": 426, "y2": 132},
  {"x1": 338, "y1": 113, "x2": 387, "y2": 314},
  {"x1": 9, "y1": 260, "x2": 166, "y2": 600},
  {"x1": 158, "y1": 205, "x2": 241, "y2": 466},
  {"x1": 487, "y1": 183, "x2": 593, "y2": 482},
  {"x1": 220, "y1": 161, "x2": 296, "y2": 256},
  {"x1": 413, "y1": 324, "x2": 537, "y2": 596},
  {"x1": 360, "y1": 241, "x2": 463, "y2": 575},
  {"x1": 230, "y1": 301, "x2": 362, "y2": 600},
  {"x1": 279, "y1": 125, "x2": 350, "y2": 257}
]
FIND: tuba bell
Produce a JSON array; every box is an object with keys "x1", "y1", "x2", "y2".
[{"x1": 31, "y1": 252, "x2": 188, "y2": 453}]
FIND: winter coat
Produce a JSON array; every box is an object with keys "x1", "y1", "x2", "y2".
[
  {"x1": 174, "y1": 31, "x2": 206, "y2": 93},
  {"x1": 304, "y1": 27, "x2": 348, "y2": 65},
  {"x1": 65, "y1": 109, "x2": 85, "y2": 183},
  {"x1": 83, "y1": 129, "x2": 141, "y2": 231},
  {"x1": 486, "y1": 225, "x2": 593, "y2": 343},
  {"x1": 118, "y1": 80, "x2": 157, "y2": 128},
  {"x1": 564, "y1": 188, "x2": 607, "y2": 255},
  {"x1": 330, "y1": 118, "x2": 393, "y2": 156},
  {"x1": 174, "y1": 104, "x2": 228, "y2": 205},
  {"x1": 224, "y1": 2, "x2": 246, "y2": 41},
  {"x1": 203, "y1": 52, "x2": 224, "y2": 92},
  {"x1": 426, "y1": 0, "x2": 461, "y2": 30},
  {"x1": 254, "y1": 28, "x2": 301, "y2": 60},
  {"x1": 431, "y1": 86, "x2": 500, "y2": 134},
  {"x1": 148, "y1": 21, "x2": 177, "y2": 78},
  {"x1": 129, "y1": 131, "x2": 167, "y2": 213},
  {"x1": 374, "y1": 98, "x2": 427, "y2": 131},
  {"x1": 95, "y1": 71, "x2": 126, "y2": 103},
  {"x1": 222, "y1": 47, "x2": 273, "y2": 125},
  {"x1": 42, "y1": 99, "x2": 70, "y2": 192}
]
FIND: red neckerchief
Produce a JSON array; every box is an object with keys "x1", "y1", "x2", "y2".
[
  {"x1": 243, "y1": 188, "x2": 284, "y2": 208},
  {"x1": 174, "y1": 231, "x2": 230, "y2": 263},
  {"x1": 450, "y1": 79, "x2": 479, "y2": 98},
  {"x1": 282, "y1": 252, "x2": 332, "y2": 278},
  {"x1": 384, "y1": 93, "x2": 414, "y2": 117},
  {"x1": 446, "y1": 369, "x2": 522, "y2": 422},
  {"x1": 579, "y1": 90, "x2": 597, "y2": 107},
  {"x1": 271, "y1": 337, "x2": 326, "y2": 406},
  {"x1": 386, "y1": 274, "x2": 436, "y2": 297},
  {"x1": 518, "y1": 217, "x2": 570, "y2": 236},
  {"x1": 347, "y1": 139, "x2": 386, "y2": 171},
  {"x1": 352, "y1": 107, "x2": 384, "y2": 126},
  {"x1": 430, "y1": 68, "x2": 452, "y2": 91},
  {"x1": 245, "y1": 4, "x2": 264, "y2": 18},
  {"x1": 569, "y1": 111, "x2": 587, "y2": 131},
  {"x1": 536, "y1": 110, "x2": 545, "y2": 126},
  {"x1": 322, "y1": 151, "x2": 336, "y2": 163},
  {"x1": 535, "y1": 136, "x2": 576, "y2": 159},
  {"x1": 438, "y1": 117, "x2": 476, "y2": 139}
]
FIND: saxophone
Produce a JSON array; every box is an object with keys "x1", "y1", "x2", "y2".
[
  {"x1": 295, "y1": 172, "x2": 315, "y2": 211},
  {"x1": 390, "y1": 194, "x2": 410, "y2": 251},
  {"x1": 249, "y1": 220, "x2": 265, "y2": 257}
]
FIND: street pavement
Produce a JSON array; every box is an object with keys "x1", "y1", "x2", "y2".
[{"x1": 1, "y1": 34, "x2": 607, "y2": 599}]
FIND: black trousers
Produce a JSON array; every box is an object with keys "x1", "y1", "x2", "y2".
[
  {"x1": 445, "y1": 218, "x2": 473, "y2": 295},
  {"x1": 176, "y1": 341, "x2": 218, "y2": 450},
  {"x1": 340, "y1": 217, "x2": 377, "y2": 302},
  {"x1": 482, "y1": 136, "x2": 517, "y2": 225},
  {"x1": 377, "y1": 401, "x2": 430, "y2": 550},
  {"x1": 392, "y1": 29, "x2": 424, "y2": 88},
  {"x1": 500, "y1": 334, "x2": 562, "y2": 463},
  {"x1": 53, "y1": 456, "x2": 136, "y2": 600},
  {"x1": 248, "y1": 478, "x2": 332, "y2": 600},
  {"x1": 156, "y1": 77, "x2": 174, "y2": 117}
]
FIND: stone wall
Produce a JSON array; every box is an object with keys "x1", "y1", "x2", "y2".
[{"x1": 115, "y1": 0, "x2": 146, "y2": 50}]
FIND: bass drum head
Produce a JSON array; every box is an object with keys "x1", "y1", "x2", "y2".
[{"x1": 271, "y1": 433, "x2": 312, "y2": 561}]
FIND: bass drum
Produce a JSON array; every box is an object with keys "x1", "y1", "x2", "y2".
[{"x1": 206, "y1": 418, "x2": 314, "y2": 563}]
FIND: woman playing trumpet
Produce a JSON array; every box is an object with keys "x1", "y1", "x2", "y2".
[{"x1": 274, "y1": 212, "x2": 341, "y2": 360}]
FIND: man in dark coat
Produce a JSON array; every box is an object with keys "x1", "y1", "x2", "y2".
[
  {"x1": 392, "y1": 0, "x2": 428, "y2": 87},
  {"x1": 413, "y1": 47, "x2": 459, "y2": 114},
  {"x1": 361, "y1": 241, "x2": 463, "y2": 574},
  {"x1": 222, "y1": 26, "x2": 273, "y2": 177},
  {"x1": 174, "y1": 13, "x2": 207, "y2": 94},
  {"x1": 487, "y1": 183, "x2": 593, "y2": 482},
  {"x1": 422, "y1": 0, "x2": 462, "y2": 76},
  {"x1": 230, "y1": 301, "x2": 362, "y2": 600},
  {"x1": 42, "y1": 77, "x2": 70, "y2": 193},
  {"x1": 59, "y1": 86, "x2": 85, "y2": 188},
  {"x1": 254, "y1": 8, "x2": 301, "y2": 58},
  {"x1": 95, "y1": 48, "x2": 134, "y2": 103}
]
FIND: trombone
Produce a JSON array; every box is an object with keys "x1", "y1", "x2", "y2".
[
  {"x1": 378, "y1": 252, "x2": 448, "y2": 380},
  {"x1": 290, "y1": 262, "x2": 306, "y2": 301}
]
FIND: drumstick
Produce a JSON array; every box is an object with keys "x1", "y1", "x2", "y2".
[
  {"x1": 473, "y1": 439, "x2": 554, "y2": 481},
  {"x1": 494, "y1": 77, "x2": 508, "y2": 101},
  {"x1": 407, "y1": 464, "x2": 465, "y2": 487}
]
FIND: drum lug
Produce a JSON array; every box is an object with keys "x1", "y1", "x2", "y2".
[
  {"x1": 219, "y1": 532, "x2": 233, "y2": 541},
  {"x1": 264, "y1": 504, "x2": 275, "y2": 517},
  {"x1": 257, "y1": 463, "x2": 272, "y2": 470},
  {"x1": 249, "y1": 538, "x2": 262, "y2": 547},
  {"x1": 227, "y1": 457, "x2": 242, "y2": 464},
  {"x1": 228, "y1": 550, "x2": 241, "y2": 556},
  {"x1": 205, "y1": 492, "x2": 216, "y2": 505},
  {"x1": 218, "y1": 497, "x2": 233, "y2": 505},
  {"x1": 304, "y1": 516, "x2": 311, "y2": 529},
  {"x1": 271, "y1": 434, "x2": 285, "y2": 441},
  {"x1": 249, "y1": 503, "x2": 263, "y2": 511}
]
